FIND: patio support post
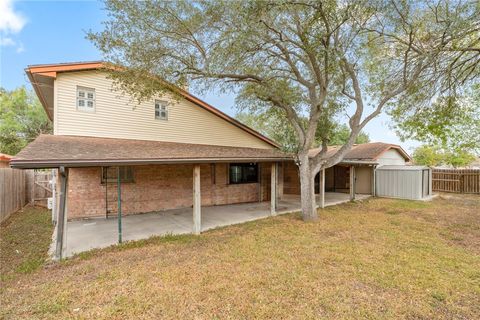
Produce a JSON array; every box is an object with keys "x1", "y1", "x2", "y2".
[
  {"x1": 193, "y1": 164, "x2": 201, "y2": 235},
  {"x1": 117, "y1": 166, "x2": 122, "y2": 243},
  {"x1": 350, "y1": 166, "x2": 356, "y2": 201},
  {"x1": 319, "y1": 168, "x2": 325, "y2": 208},
  {"x1": 270, "y1": 163, "x2": 277, "y2": 215},
  {"x1": 55, "y1": 166, "x2": 68, "y2": 260},
  {"x1": 372, "y1": 165, "x2": 377, "y2": 197}
]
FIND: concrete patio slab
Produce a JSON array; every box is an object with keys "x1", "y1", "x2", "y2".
[{"x1": 62, "y1": 192, "x2": 370, "y2": 257}]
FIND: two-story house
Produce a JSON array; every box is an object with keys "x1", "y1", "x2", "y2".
[{"x1": 12, "y1": 61, "x2": 418, "y2": 259}]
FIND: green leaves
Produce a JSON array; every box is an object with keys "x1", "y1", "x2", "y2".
[
  {"x1": 0, "y1": 87, "x2": 52, "y2": 155},
  {"x1": 413, "y1": 145, "x2": 476, "y2": 168}
]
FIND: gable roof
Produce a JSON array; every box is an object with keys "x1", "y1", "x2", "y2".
[
  {"x1": 11, "y1": 135, "x2": 291, "y2": 169},
  {"x1": 309, "y1": 142, "x2": 411, "y2": 162},
  {"x1": 25, "y1": 61, "x2": 279, "y2": 148}
]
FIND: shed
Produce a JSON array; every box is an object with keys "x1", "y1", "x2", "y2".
[{"x1": 375, "y1": 165, "x2": 432, "y2": 200}]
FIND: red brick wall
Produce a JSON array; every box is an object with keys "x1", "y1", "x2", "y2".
[{"x1": 67, "y1": 163, "x2": 276, "y2": 219}]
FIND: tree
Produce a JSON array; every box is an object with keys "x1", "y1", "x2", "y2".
[
  {"x1": 412, "y1": 145, "x2": 444, "y2": 167},
  {"x1": 0, "y1": 87, "x2": 52, "y2": 155},
  {"x1": 236, "y1": 111, "x2": 369, "y2": 152},
  {"x1": 89, "y1": 0, "x2": 479, "y2": 220},
  {"x1": 392, "y1": 84, "x2": 480, "y2": 155},
  {"x1": 413, "y1": 145, "x2": 476, "y2": 167}
]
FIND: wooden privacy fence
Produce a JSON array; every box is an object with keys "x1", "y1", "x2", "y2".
[
  {"x1": 0, "y1": 168, "x2": 31, "y2": 222},
  {"x1": 432, "y1": 168, "x2": 480, "y2": 194}
]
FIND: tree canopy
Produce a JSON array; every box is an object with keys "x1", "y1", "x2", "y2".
[
  {"x1": 413, "y1": 145, "x2": 476, "y2": 168},
  {"x1": 236, "y1": 111, "x2": 369, "y2": 152},
  {"x1": 392, "y1": 84, "x2": 480, "y2": 155},
  {"x1": 0, "y1": 87, "x2": 52, "y2": 155},
  {"x1": 89, "y1": 0, "x2": 479, "y2": 220}
]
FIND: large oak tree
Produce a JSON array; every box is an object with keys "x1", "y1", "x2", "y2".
[{"x1": 90, "y1": 0, "x2": 479, "y2": 220}]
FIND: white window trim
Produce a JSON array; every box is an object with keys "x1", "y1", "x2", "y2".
[
  {"x1": 76, "y1": 86, "x2": 96, "y2": 113},
  {"x1": 155, "y1": 100, "x2": 168, "y2": 121}
]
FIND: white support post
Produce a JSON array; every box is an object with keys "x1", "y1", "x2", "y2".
[
  {"x1": 193, "y1": 164, "x2": 201, "y2": 235},
  {"x1": 372, "y1": 165, "x2": 377, "y2": 197},
  {"x1": 349, "y1": 166, "x2": 356, "y2": 201},
  {"x1": 319, "y1": 168, "x2": 325, "y2": 208},
  {"x1": 270, "y1": 163, "x2": 277, "y2": 216}
]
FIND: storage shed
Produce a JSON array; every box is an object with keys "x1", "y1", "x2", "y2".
[{"x1": 375, "y1": 165, "x2": 432, "y2": 200}]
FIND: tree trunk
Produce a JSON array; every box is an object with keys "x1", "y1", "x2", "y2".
[{"x1": 298, "y1": 154, "x2": 317, "y2": 221}]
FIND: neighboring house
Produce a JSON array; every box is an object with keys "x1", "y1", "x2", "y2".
[
  {"x1": 11, "y1": 61, "x2": 424, "y2": 258},
  {"x1": 0, "y1": 153, "x2": 13, "y2": 168}
]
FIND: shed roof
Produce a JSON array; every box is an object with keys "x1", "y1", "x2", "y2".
[
  {"x1": 309, "y1": 142, "x2": 411, "y2": 163},
  {"x1": 376, "y1": 165, "x2": 429, "y2": 170},
  {"x1": 10, "y1": 135, "x2": 291, "y2": 169}
]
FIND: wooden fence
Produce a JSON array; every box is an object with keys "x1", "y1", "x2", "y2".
[
  {"x1": 432, "y1": 168, "x2": 480, "y2": 194},
  {"x1": 0, "y1": 169, "x2": 53, "y2": 223},
  {"x1": 0, "y1": 168, "x2": 31, "y2": 222}
]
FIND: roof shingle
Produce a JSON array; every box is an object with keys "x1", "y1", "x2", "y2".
[{"x1": 11, "y1": 135, "x2": 291, "y2": 168}]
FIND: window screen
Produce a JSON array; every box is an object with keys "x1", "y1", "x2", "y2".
[
  {"x1": 229, "y1": 163, "x2": 258, "y2": 184},
  {"x1": 101, "y1": 167, "x2": 134, "y2": 183},
  {"x1": 77, "y1": 87, "x2": 95, "y2": 112},
  {"x1": 155, "y1": 100, "x2": 168, "y2": 120}
]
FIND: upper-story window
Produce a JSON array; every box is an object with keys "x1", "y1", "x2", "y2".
[
  {"x1": 155, "y1": 100, "x2": 168, "y2": 120},
  {"x1": 77, "y1": 86, "x2": 95, "y2": 112}
]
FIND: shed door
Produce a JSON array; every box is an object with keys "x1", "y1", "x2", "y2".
[{"x1": 422, "y1": 169, "x2": 429, "y2": 197}]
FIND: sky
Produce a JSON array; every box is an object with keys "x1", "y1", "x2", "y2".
[{"x1": 0, "y1": 0, "x2": 420, "y2": 152}]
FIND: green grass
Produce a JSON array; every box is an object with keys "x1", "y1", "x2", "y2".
[{"x1": 1, "y1": 194, "x2": 479, "y2": 319}]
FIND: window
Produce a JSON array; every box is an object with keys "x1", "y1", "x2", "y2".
[
  {"x1": 101, "y1": 167, "x2": 134, "y2": 183},
  {"x1": 155, "y1": 100, "x2": 168, "y2": 120},
  {"x1": 77, "y1": 87, "x2": 95, "y2": 112},
  {"x1": 229, "y1": 163, "x2": 258, "y2": 184}
]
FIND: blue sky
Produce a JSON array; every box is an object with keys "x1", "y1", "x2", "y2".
[{"x1": 0, "y1": 0, "x2": 419, "y2": 151}]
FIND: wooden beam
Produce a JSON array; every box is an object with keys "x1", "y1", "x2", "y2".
[
  {"x1": 55, "y1": 167, "x2": 68, "y2": 260},
  {"x1": 193, "y1": 164, "x2": 201, "y2": 235},
  {"x1": 271, "y1": 163, "x2": 277, "y2": 216},
  {"x1": 350, "y1": 166, "x2": 356, "y2": 201},
  {"x1": 319, "y1": 168, "x2": 325, "y2": 208}
]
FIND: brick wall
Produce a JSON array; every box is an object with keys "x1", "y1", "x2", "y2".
[{"x1": 66, "y1": 162, "x2": 277, "y2": 219}]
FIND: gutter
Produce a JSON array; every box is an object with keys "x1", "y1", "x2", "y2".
[{"x1": 10, "y1": 157, "x2": 293, "y2": 169}]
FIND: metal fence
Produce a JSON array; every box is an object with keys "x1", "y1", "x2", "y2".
[{"x1": 432, "y1": 168, "x2": 480, "y2": 194}]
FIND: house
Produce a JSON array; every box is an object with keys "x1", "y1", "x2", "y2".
[{"x1": 11, "y1": 61, "x2": 421, "y2": 259}]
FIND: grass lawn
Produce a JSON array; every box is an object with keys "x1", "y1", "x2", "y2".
[{"x1": 1, "y1": 194, "x2": 479, "y2": 319}]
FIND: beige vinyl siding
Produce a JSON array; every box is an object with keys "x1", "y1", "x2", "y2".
[
  {"x1": 54, "y1": 70, "x2": 273, "y2": 149},
  {"x1": 377, "y1": 149, "x2": 406, "y2": 166}
]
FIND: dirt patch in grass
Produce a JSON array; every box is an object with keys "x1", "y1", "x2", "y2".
[
  {"x1": 1, "y1": 195, "x2": 479, "y2": 319},
  {"x1": 0, "y1": 206, "x2": 53, "y2": 282}
]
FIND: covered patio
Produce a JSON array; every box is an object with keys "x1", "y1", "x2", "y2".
[{"x1": 62, "y1": 192, "x2": 370, "y2": 257}]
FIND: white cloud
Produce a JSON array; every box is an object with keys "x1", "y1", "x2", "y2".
[
  {"x1": 0, "y1": 0, "x2": 26, "y2": 34},
  {"x1": 0, "y1": 36, "x2": 15, "y2": 46},
  {"x1": 0, "y1": 0, "x2": 26, "y2": 52}
]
